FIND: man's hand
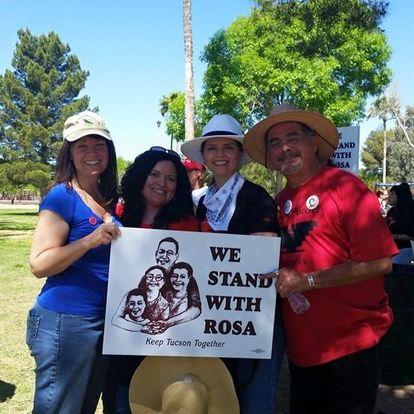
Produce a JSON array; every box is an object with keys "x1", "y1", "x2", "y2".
[{"x1": 261, "y1": 267, "x2": 308, "y2": 298}]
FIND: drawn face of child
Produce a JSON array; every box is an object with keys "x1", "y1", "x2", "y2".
[{"x1": 126, "y1": 294, "x2": 146, "y2": 321}]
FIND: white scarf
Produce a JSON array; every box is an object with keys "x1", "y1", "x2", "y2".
[{"x1": 203, "y1": 172, "x2": 245, "y2": 231}]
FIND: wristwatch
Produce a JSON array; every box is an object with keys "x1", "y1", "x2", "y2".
[{"x1": 306, "y1": 273, "x2": 315, "y2": 289}]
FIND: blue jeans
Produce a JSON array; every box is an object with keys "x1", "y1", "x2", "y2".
[
  {"x1": 236, "y1": 301, "x2": 285, "y2": 414},
  {"x1": 26, "y1": 301, "x2": 109, "y2": 414}
]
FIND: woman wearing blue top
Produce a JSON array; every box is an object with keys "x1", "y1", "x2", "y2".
[{"x1": 27, "y1": 110, "x2": 121, "y2": 414}]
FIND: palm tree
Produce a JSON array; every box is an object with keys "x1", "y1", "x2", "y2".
[
  {"x1": 183, "y1": 0, "x2": 195, "y2": 142},
  {"x1": 369, "y1": 93, "x2": 395, "y2": 183}
]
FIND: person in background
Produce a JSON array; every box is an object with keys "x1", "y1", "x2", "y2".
[
  {"x1": 103, "y1": 146, "x2": 199, "y2": 413},
  {"x1": 182, "y1": 157, "x2": 208, "y2": 208},
  {"x1": 244, "y1": 104, "x2": 398, "y2": 414},
  {"x1": 377, "y1": 188, "x2": 390, "y2": 217},
  {"x1": 386, "y1": 182, "x2": 414, "y2": 264},
  {"x1": 27, "y1": 111, "x2": 121, "y2": 414},
  {"x1": 181, "y1": 114, "x2": 283, "y2": 414}
]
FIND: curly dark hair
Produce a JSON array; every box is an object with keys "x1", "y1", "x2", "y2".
[
  {"x1": 54, "y1": 136, "x2": 119, "y2": 211},
  {"x1": 120, "y1": 149, "x2": 194, "y2": 228}
]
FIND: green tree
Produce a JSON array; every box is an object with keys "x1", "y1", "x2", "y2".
[
  {"x1": 117, "y1": 156, "x2": 131, "y2": 181},
  {"x1": 362, "y1": 105, "x2": 414, "y2": 182},
  {"x1": 0, "y1": 29, "x2": 90, "y2": 168},
  {"x1": 0, "y1": 160, "x2": 51, "y2": 196},
  {"x1": 361, "y1": 129, "x2": 394, "y2": 181},
  {"x1": 159, "y1": 92, "x2": 203, "y2": 147},
  {"x1": 387, "y1": 106, "x2": 414, "y2": 182},
  {"x1": 201, "y1": 0, "x2": 391, "y2": 126}
]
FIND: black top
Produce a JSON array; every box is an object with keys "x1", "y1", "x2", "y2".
[
  {"x1": 196, "y1": 180, "x2": 278, "y2": 235},
  {"x1": 386, "y1": 206, "x2": 414, "y2": 249}
]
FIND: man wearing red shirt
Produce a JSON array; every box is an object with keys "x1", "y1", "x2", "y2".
[{"x1": 244, "y1": 104, "x2": 398, "y2": 413}]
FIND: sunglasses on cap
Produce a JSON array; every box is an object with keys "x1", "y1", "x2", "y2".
[{"x1": 149, "y1": 146, "x2": 180, "y2": 160}]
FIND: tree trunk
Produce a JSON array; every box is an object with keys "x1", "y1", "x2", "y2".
[
  {"x1": 382, "y1": 118, "x2": 387, "y2": 183},
  {"x1": 183, "y1": 0, "x2": 195, "y2": 142}
]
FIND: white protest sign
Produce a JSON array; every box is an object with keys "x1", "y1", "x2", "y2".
[
  {"x1": 333, "y1": 126, "x2": 360, "y2": 174},
  {"x1": 103, "y1": 228, "x2": 280, "y2": 359}
]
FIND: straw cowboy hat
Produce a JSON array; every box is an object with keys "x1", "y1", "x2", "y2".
[
  {"x1": 244, "y1": 104, "x2": 339, "y2": 166},
  {"x1": 129, "y1": 356, "x2": 239, "y2": 414},
  {"x1": 181, "y1": 114, "x2": 251, "y2": 166}
]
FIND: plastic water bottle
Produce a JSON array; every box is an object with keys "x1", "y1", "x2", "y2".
[{"x1": 287, "y1": 292, "x2": 310, "y2": 315}]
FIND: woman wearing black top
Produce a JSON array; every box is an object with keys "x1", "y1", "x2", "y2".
[{"x1": 181, "y1": 114, "x2": 284, "y2": 414}]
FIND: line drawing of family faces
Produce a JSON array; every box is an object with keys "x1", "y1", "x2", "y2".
[{"x1": 112, "y1": 237, "x2": 202, "y2": 335}]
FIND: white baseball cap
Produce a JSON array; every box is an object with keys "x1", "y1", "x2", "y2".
[{"x1": 63, "y1": 110, "x2": 112, "y2": 142}]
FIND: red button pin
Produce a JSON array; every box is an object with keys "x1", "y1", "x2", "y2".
[{"x1": 89, "y1": 216, "x2": 97, "y2": 225}]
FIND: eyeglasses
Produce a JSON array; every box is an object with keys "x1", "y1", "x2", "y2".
[
  {"x1": 149, "y1": 146, "x2": 180, "y2": 160},
  {"x1": 145, "y1": 273, "x2": 164, "y2": 282},
  {"x1": 267, "y1": 134, "x2": 305, "y2": 150}
]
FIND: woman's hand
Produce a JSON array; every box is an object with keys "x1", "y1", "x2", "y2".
[{"x1": 84, "y1": 222, "x2": 121, "y2": 249}]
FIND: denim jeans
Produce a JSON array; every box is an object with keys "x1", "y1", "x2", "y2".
[
  {"x1": 26, "y1": 301, "x2": 109, "y2": 414},
  {"x1": 236, "y1": 301, "x2": 285, "y2": 414}
]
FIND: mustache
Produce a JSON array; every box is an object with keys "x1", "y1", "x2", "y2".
[{"x1": 277, "y1": 150, "x2": 300, "y2": 162}]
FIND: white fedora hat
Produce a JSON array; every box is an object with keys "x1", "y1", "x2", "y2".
[{"x1": 181, "y1": 114, "x2": 251, "y2": 165}]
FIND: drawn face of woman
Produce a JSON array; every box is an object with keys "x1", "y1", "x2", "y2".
[
  {"x1": 170, "y1": 267, "x2": 190, "y2": 294},
  {"x1": 145, "y1": 268, "x2": 165, "y2": 291},
  {"x1": 126, "y1": 294, "x2": 146, "y2": 321}
]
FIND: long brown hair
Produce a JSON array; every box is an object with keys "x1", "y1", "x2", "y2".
[{"x1": 54, "y1": 136, "x2": 119, "y2": 210}]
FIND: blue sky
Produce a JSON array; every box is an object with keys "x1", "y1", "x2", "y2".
[{"x1": 1, "y1": 0, "x2": 413, "y2": 161}]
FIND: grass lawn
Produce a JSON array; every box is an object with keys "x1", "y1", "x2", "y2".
[
  {"x1": 0, "y1": 208, "x2": 42, "y2": 412},
  {"x1": 0, "y1": 208, "x2": 108, "y2": 413}
]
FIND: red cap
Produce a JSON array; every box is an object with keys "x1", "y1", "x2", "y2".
[{"x1": 182, "y1": 157, "x2": 203, "y2": 171}]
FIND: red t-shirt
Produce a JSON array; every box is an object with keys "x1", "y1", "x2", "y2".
[
  {"x1": 275, "y1": 166, "x2": 398, "y2": 367},
  {"x1": 140, "y1": 216, "x2": 200, "y2": 231},
  {"x1": 115, "y1": 202, "x2": 200, "y2": 232}
]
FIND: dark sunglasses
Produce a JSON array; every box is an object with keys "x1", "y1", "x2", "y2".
[{"x1": 149, "y1": 146, "x2": 180, "y2": 160}]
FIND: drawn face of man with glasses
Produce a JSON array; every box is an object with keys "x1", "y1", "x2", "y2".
[{"x1": 155, "y1": 237, "x2": 179, "y2": 270}]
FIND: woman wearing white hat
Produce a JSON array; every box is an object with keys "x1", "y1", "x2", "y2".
[
  {"x1": 27, "y1": 111, "x2": 121, "y2": 413},
  {"x1": 181, "y1": 114, "x2": 284, "y2": 414}
]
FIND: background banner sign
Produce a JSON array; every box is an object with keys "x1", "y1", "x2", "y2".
[
  {"x1": 334, "y1": 126, "x2": 360, "y2": 174},
  {"x1": 103, "y1": 228, "x2": 280, "y2": 359}
]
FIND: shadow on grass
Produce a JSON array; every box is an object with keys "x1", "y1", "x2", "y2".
[
  {"x1": 3, "y1": 211, "x2": 38, "y2": 217},
  {"x1": 0, "y1": 379, "x2": 16, "y2": 402},
  {"x1": 0, "y1": 210, "x2": 38, "y2": 232}
]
